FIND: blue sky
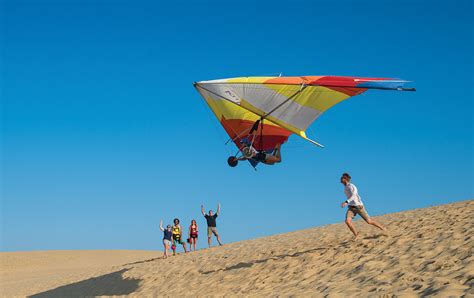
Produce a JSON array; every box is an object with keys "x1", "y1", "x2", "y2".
[{"x1": 1, "y1": 0, "x2": 472, "y2": 251}]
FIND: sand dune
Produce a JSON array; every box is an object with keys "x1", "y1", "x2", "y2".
[{"x1": 1, "y1": 200, "x2": 473, "y2": 297}]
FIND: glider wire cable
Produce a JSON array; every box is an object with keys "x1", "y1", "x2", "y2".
[
  {"x1": 257, "y1": 84, "x2": 307, "y2": 152},
  {"x1": 196, "y1": 83, "x2": 307, "y2": 156}
]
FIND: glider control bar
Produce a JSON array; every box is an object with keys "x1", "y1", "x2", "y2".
[{"x1": 195, "y1": 82, "x2": 324, "y2": 149}]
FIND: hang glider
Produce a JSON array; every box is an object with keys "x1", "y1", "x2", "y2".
[{"x1": 194, "y1": 75, "x2": 415, "y2": 168}]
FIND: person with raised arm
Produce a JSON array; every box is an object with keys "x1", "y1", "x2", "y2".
[
  {"x1": 201, "y1": 203, "x2": 223, "y2": 248},
  {"x1": 159, "y1": 220, "x2": 173, "y2": 259}
]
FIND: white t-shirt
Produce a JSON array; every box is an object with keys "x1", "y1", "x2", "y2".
[{"x1": 344, "y1": 183, "x2": 363, "y2": 206}]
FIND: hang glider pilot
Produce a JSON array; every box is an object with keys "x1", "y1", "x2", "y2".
[{"x1": 235, "y1": 143, "x2": 282, "y2": 165}]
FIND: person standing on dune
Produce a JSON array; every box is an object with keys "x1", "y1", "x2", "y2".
[
  {"x1": 188, "y1": 219, "x2": 199, "y2": 252},
  {"x1": 201, "y1": 203, "x2": 223, "y2": 248},
  {"x1": 171, "y1": 218, "x2": 188, "y2": 255},
  {"x1": 340, "y1": 173, "x2": 385, "y2": 240},
  {"x1": 159, "y1": 220, "x2": 173, "y2": 259}
]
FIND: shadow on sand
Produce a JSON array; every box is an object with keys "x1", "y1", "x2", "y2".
[
  {"x1": 363, "y1": 234, "x2": 385, "y2": 240},
  {"x1": 200, "y1": 247, "x2": 327, "y2": 275},
  {"x1": 29, "y1": 269, "x2": 140, "y2": 298},
  {"x1": 121, "y1": 257, "x2": 161, "y2": 266}
]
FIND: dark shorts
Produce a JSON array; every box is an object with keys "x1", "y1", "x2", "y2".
[
  {"x1": 255, "y1": 151, "x2": 267, "y2": 162},
  {"x1": 172, "y1": 237, "x2": 185, "y2": 245},
  {"x1": 346, "y1": 205, "x2": 370, "y2": 221}
]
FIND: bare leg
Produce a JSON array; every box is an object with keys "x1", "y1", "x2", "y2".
[
  {"x1": 345, "y1": 217, "x2": 359, "y2": 240},
  {"x1": 264, "y1": 157, "x2": 277, "y2": 165},
  {"x1": 208, "y1": 236, "x2": 211, "y2": 248},
  {"x1": 266, "y1": 144, "x2": 282, "y2": 164},
  {"x1": 274, "y1": 143, "x2": 281, "y2": 162},
  {"x1": 182, "y1": 243, "x2": 188, "y2": 253},
  {"x1": 365, "y1": 217, "x2": 385, "y2": 231},
  {"x1": 215, "y1": 233, "x2": 223, "y2": 246},
  {"x1": 193, "y1": 239, "x2": 197, "y2": 251}
]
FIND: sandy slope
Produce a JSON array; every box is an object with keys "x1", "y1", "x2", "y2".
[
  {"x1": 0, "y1": 250, "x2": 158, "y2": 297},
  {"x1": 1, "y1": 200, "x2": 473, "y2": 297}
]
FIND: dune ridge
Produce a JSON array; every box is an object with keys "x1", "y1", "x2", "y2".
[{"x1": 1, "y1": 200, "x2": 473, "y2": 297}]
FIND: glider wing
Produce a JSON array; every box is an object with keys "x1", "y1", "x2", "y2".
[{"x1": 194, "y1": 76, "x2": 414, "y2": 144}]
